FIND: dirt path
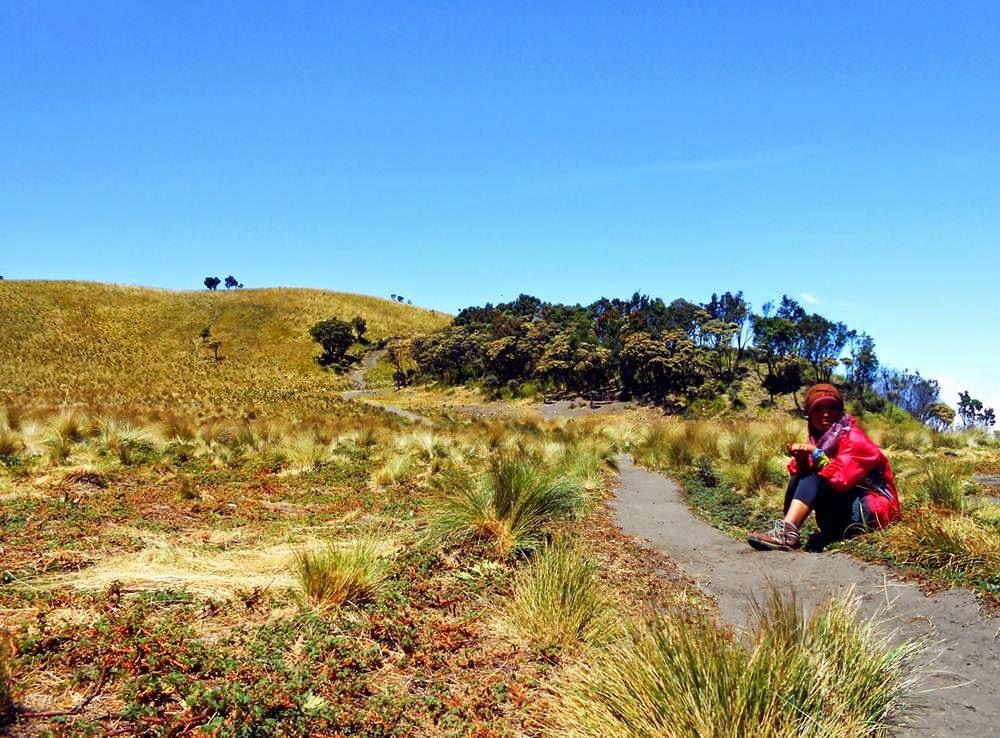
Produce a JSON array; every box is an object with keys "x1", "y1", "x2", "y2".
[
  {"x1": 609, "y1": 454, "x2": 1000, "y2": 738},
  {"x1": 340, "y1": 349, "x2": 432, "y2": 425}
]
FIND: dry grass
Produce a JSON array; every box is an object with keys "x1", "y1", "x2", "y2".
[
  {"x1": 498, "y1": 538, "x2": 617, "y2": 653},
  {"x1": 0, "y1": 281, "x2": 448, "y2": 417},
  {"x1": 548, "y1": 589, "x2": 916, "y2": 738},
  {"x1": 879, "y1": 507, "x2": 1000, "y2": 581},
  {"x1": 0, "y1": 629, "x2": 13, "y2": 726},
  {"x1": 51, "y1": 528, "x2": 311, "y2": 598},
  {"x1": 293, "y1": 537, "x2": 394, "y2": 610}
]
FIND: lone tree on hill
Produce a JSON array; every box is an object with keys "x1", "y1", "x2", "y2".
[
  {"x1": 351, "y1": 316, "x2": 367, "y2": 343},
  {"x1": 309, "y1": 317, "x2": 355, "y2": 367},
  {"x1": 224, "y1": 275, "x2": 242, "y2": 289},
  {"x1": 204, "y1": 276, "x2": 221, "y2": 291}
]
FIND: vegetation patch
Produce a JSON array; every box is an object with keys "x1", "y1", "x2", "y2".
[{"x1": 548, "y1": 589, "x2": 916, "y2": 738}]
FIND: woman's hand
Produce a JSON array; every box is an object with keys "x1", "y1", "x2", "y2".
[{"x1": 786, "y1": 442, "x2": 818, "y2": 462}]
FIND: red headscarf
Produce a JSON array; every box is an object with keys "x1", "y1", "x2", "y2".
[{"x1": 804, "y1": 383, "x2": 843, "y2": 415}]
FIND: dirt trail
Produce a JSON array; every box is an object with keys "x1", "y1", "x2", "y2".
[
  {"x1": 340, "y1": 349, "x2": 432, "y2": 425},
  {"x1": 609, "y1": 454, "x2": 1000, "y2": 738}
]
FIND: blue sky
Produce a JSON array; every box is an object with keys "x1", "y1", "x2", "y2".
[{"x1": 2, "y1": 2, "x2": 998, "y2": 411}]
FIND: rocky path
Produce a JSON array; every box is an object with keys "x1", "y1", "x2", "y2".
[
  {"x1": 340, "y1": 349, "x2": 431, "y2": 425},
  {"x1": 609, "y1": 454, "x2": 1000, "y2": 738}
]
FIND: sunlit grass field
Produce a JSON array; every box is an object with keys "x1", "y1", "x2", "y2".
[
  {"x1": 0, "y1": 281, "x2": 448, "y2": 417},
  {"x1": 0, "y1": 283, "x2": 927, "y2": 736}
]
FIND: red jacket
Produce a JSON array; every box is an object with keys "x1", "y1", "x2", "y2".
[{"x1": 788, "y1": 417, "x2": 900, "y2": 528}]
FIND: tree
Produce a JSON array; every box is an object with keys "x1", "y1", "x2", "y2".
[
  {"x1": 704, "y1": 291, "x2": 752, "y2": 376},
  {"x1": 385, "y1": 338, "x2": 413, "y2": 388},
  {"x1": 875, "y1": 369, "x2": 939, "y2": 419},
  {"x1": 205, "y1": 340, "x2": 222, "y2": 361},
  {"x1": 351, "y1": 316, "x2": 367, "y2": 343},
  {"x1": 309, "y1": 318, "x2": 355, "y2": 367},
  {"x1": 957, "y1": 391, "x2": 996, "y2": 430},
  {"x1": 924, "y1": 402, "x2": 956, "y2": 432},
  {"x1": 846, "y1": 331, "x2": 878, "y2": 400},
  {"x1": 199, "y1": 326, "x2": 211, "y2": 342},
  {"x1": 203, "y1": 276, "x2": 221, "y2": 291},
  {"x1": 224, "y1": 275, "x2": 239, "y2": 289}
]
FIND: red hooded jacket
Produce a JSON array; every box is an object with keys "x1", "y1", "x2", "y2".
[{"x1": 788, "y1": 417, "x2": 901, "y2": 528}]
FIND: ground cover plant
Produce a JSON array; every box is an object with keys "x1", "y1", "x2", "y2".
[{"x1": 0, "y1": 399, "x2": 698, "y2": 737}]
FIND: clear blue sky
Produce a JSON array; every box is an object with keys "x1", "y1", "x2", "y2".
[{"x1": 2, "y1": 2, "x2": 998, "y2": 410}]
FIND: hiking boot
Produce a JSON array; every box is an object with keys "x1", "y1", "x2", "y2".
[{"x1": 748, "y1": 520, "x2": 801, "y2": 551}]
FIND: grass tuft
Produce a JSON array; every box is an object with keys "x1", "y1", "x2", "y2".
[
  {"x1": 879, "y1": 507, "x2": 1000, "y2": 584},
  {"x1": 433, "y1": 453, "x2": 585, "y2": 555},
  {"x1": 499, "y1": 539, "x2": 617, "y2": 653},
  {"x1": 0, "y1": 629, "x2": 13, "y2": 726},
  {"x1": 293, "y1": 538, "x2": 392, "y2": 610},
  {"x1": 914, "y1": 459, "x2": 966, "y2": 512},
  {"x1": 549, "y1": 589, "x2": 915, "y2": 738}
]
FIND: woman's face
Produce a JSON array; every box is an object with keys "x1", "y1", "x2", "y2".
[{"x1": 809, "y1": 402, "x2": 841, "y2": 434}]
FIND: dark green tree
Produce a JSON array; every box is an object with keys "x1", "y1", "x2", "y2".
[
  {"x1": 309, "y1": 318, "x2": 355, "y2": 367},
  {"x1": 957, "y1": 391, "x2": 996, "y2": 429},
  {"x1": 351, "y1": 316, "x2": 367, "y2": 342}
]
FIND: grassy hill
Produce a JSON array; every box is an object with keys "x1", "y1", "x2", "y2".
[{"x1": 0, "y1": 281, "x2": 449, "y2": 418}]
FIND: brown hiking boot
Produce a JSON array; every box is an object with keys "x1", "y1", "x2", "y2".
[{"x1": 748, "y1": 520, "x2": 801, "y2": 551}]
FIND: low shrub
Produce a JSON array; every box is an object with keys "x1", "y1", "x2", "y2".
[
  {"x1": 548, "y1": 589, "x2": 915, "y2": 738},
  {"x1": 499, "y1": 539, "x2": 616, "y2": 653}
]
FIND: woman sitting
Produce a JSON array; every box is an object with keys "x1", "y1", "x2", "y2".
[{"x1": 748, "y1": 383, "x2": 900, "y2": 551}]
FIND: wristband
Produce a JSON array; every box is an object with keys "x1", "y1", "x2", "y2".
[{"x1": 810, "y1": 448, "x2": 830, "y2": 470}]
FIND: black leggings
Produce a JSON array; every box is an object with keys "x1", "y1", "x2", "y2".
[{"x1": 783, "y1": 473, "x2": 871, "y2": 539}]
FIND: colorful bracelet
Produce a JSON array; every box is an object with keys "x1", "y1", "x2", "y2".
[{"x1": 810, "y1": 448, "x2": 830, "y2": 470}]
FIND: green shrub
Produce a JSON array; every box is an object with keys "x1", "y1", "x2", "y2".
[
  {"x1": 500, "y1": 539, "x2": 617, "y2": 653},
  {"x1": 433, "y1": 453, "x2": 585, "y2": 555},
  {"x1": 549, "y1": 589, "x2": 915, "y2": 738}
]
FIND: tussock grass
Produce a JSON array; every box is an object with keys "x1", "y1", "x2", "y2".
[
  {"x1": 293, "y1": 538, "x2": 392, "y2": 609},
  {"x1": 371, "y1": 452, "x2": 418, "y2": 488},
  {"x1": 913, "y1": 459, "x2": 967, "y2": 511},
  {"x1": 499, "y1": 539, "x2": 617, "y2": 653},
  {"x1": 0, "y1": 629, "x2": 13, "y2": 726},
  {"x1": 0, "y1": 430, "x2": 23, "y2": 466},
  {"x1": 879, "y1": 508, "x2": 1000, "y2": 583},
  {"x1": 433, "y1": 453, "x2": 586, "y2": 555},
  {"x1": 725, "y1": 425, "x2": 758, "y2": 465},
  {"x1": 549, "y1": 589, "x2": 915, "y2": 738}
]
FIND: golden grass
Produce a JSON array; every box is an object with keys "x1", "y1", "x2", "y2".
[
  {"x1": 0, "y1": 629, "x2": 12, "y2": 726},
  {"x1": 293, "y1": 537, "x2": 394, "y2": 610},
  {"x1": 878, "y1": 507, "x2": 1000, "y2": 579},
  {"x1": 51, "y1": 528, "x2": 315, "y2": 598},
  {"x1": 498, "y1": 539, "x2": 617, "y2": 653},
  {"x1": 0, "y1": 281, "x2": 449, "y2": 417},
  {"x1": 548, "y1": 589, "x2": 916, "y2": 738}
]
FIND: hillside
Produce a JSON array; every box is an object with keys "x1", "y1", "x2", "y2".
[{"x1": 0, "y1": 281, "x2": 449, "y2": 417}]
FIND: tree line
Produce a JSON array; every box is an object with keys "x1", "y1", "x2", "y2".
[{"x1": 383, "y1": 290, "x2": 992, "y2": 427}]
